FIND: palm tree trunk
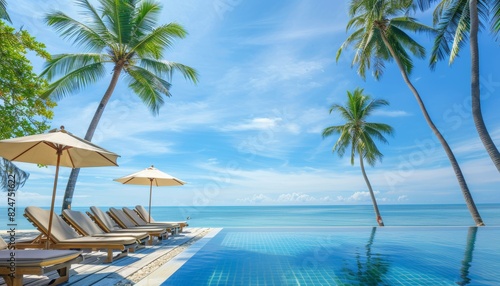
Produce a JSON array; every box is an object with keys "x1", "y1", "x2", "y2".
[
  {"x1": 469, "y1": 0, "x2": 500, "y2": 172},
  {"x1": 359, "y1": 155, "x2": 384, "y2": 226},
  {"x1": 61, "y1": 66, "x2": 123, "y2": 210},
  {"x1": 379, "y1": 33, "x2": 484, "y2": 226}
]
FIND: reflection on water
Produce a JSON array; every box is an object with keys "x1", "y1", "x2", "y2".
[
  {"x1": 457, "y1": 227, "x2": 478, "y2": 286},
  {"x1": 341, "y1": 227, "x2": 390, "y2": 285},
  {"x1": 162, "y1": 227, "x2": 500, "y2": 285}
]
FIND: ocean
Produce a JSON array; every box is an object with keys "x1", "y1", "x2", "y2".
[{"x1": 2, "y1": 204, "x2": 499, "y2": 230}]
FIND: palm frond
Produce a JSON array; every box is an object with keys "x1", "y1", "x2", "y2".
[
  {"x1": 130, "y1": 23, "x2": 187, "y2": 59},
  {"x1": 449, "y1": 3, "x2": 470, "y2": 64},
  {"x1": 1, "y1": 159, "x2": 29, "y2": 192},
  {"x1": 131, "y1": 0, "x2": 161, "y2": 38},
  {"x1": 76, "y1": 0, "x2": 111, "y2": 43},
  {"x1": 40, "y1": 53, "x2": 109, "y2": 80},
  {"x1": 140, "y1": 58, "x2": 198, "y2": 84},
  {"x1": 391, "y1": 16, "x2": 436, "y2": 35},
  {"x1": 0, "y1": 0, "x2": 11, "y2": 23},
  {"x1": 126, "y1": 65, "x2": 172, "y2": 114},
  {"x1": 45, "y1": 11, "x2": 107, "y2": 51},
  {"x1": 100, "y1": 0, "x2": 136, "y2": 45},
  {"x1": 41, "y1": 62, "x2": 107, "y2": 100},
  {"x1": 386, "y1": 32, "x2": 414, "y2": 74},
  {"x1": 492, "y1": 0, "x2": 500, "y2": 36},
  {"x1": 337, "y1": 28, "x2": 365, "y2": 63},
  {"x1": 388, "y1": 25, "x2": 426, "y2": 59},
  {"x1": 411, "y1": 0, "x2": 440, "y2": 12}
]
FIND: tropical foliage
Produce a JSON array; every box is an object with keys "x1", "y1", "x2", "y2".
[
  {"x1": 323, "y1": 88, "x2": 393, "y2": 226},
  {"x1": 338, "y1": 0, "x2": 485, "y2": 226},
  {"x1": 42, "y1": 0, "x2": 198, "y2": 210},
  {"x1": 0, "y1": 21, "x2": 55, "y2": 140}
]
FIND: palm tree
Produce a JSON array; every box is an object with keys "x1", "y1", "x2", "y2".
[
  {"x1": 42, "y1": 0, "x2": 198, "y2": 210},
  {"x1": 0, "y1": 0, "x2": 11, "y2": 23},
  {"x1": 337, "y1": 0, "x2": 484, "y2": 226},
  {"x1": 413, "y1": 0, "x2": 500, "y2": 173},
  {"x1": 323, "y1": 88, "x2": 393, "y2": 226}
]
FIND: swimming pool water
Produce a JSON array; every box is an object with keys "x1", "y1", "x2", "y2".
[{"x1": 162, "y1": 227, "x2": 500, "y2": 285}]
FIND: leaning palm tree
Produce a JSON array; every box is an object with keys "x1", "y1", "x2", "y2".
[
  {"x1": 42, "y1": 0, "x2": 198, "y2": 210},
  {"x1": 337, "y1": 0, "x2": 484, "y2": 226},
  {"x1": 323, "y1": 88, "x2": 393, "y2": 226},
  {"x1": 0, "y1": 0, "x2": 11, "y2": 23},
  {"x1": 413, "y1": 0, "x2": 500, "y2": 172}
]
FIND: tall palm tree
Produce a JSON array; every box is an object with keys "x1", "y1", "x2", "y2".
[
  {"x1": 414, "y1": 0, "x2": 500, "y2": 173},
  {"x1": 337, "y1": 0, "x2": 484, "y2": 226},
  {"x1": 42, "y1": 0, "x2": 198, "y2": 210},
  {"x1": 0, "y1": 0, "x2": 11, "y2": 23},
  {"x1": 323, "y1": 88, "x2": 393, "y2": 226}
]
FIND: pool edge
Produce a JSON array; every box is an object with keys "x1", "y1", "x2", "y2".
[{"x1": 135, "y1": 228, "x2": 223, "y2": 285}]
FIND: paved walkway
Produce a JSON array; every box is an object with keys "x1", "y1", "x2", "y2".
[{"x1": 0, "y1": 228, "x2": 210, "y2": 286}]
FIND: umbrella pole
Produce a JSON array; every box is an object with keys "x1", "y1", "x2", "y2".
[
  {"x1": 46, "y1": 151, "x2": 61, "y2": 249},
  {"x1": 148, "y1": 179, "x2": 153, "y2": 223}
]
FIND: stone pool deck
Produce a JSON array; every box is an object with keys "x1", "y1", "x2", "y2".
[{"x1": 0, "y1": 228, "x2": 210, "y2": 286}]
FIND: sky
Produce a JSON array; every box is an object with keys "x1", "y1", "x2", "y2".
[{"x1": 3, "y1": 0, "x2": 500, "y2": 208}]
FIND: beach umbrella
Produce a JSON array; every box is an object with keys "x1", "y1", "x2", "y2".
[
  {"x1": 113, "y1": 165, "x2": 185, "y2": 222},
  {"x1": 0, "y1": 126, "x2": 119, "y2": 248}
]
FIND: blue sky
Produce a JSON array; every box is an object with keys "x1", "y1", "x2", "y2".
[{"x1": 4, "y1": 0, "x2": 500, "y2": 208}]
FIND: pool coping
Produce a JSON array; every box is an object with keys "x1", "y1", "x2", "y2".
[{"x1": 135, "y1": 228, "x2": 223, "y2": 285}]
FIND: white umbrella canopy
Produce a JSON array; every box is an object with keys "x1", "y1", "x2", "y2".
[
  {"x1": 0, "y1": 126, "x2": 120, "y2": 248},
  {"x1": 0, "y1": 128, "x2": 118, "y2": 167},
  {"x1": 114, "y1": 165, "x2": 185, "y2": 222}
]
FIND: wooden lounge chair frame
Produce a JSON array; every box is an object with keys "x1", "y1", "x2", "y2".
[
  {"x1": 122, "y1": 207, "x2": 179, "y2": 235},
  {"x1": 0, "y1": 237, "x2": 83, "y2": 286},
  {"x1": 20, "y1": 206, "x2": 137, "y2": 263},
  {"x1": 87, "y1": 206, "x2": 167, "y2": 245},
  {"x1": 107, "y1": 207, "x2": 169, "y2": 240},
  {"x1": 61, "y1": 209, "x2": 149, "y2": 247}
]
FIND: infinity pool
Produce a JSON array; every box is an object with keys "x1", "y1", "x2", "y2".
[{"x1": 154, "y1": 227, "x2": 499, "y2": 285}]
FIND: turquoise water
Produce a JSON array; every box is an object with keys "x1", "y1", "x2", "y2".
[
  {"x1": 163, "y1": 227, "x2": 500, "y2": 285},
  {"x1": 1, "y1": 204, "x2": 499, "y2": 230}
]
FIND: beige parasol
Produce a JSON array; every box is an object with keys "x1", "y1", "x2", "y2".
[
  {"x1": 0, "y1": 126, "x2": 119, "y2": 248},
  {"x1": 113, "y1": 165, "x2": 185, "y2": 222}
]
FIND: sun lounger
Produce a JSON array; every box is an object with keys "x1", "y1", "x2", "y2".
[
  {"x1": 122, "y1": 207, "x2": 180, "y2": 235},
  {"x1": 88, "y1": 206, "x2": 168, "y2": 244},
  {"x1": 107, "y1": 207, "x2": 171, "y2": 234},
  {"x1": 135, "y1": 205, "x2": 188, "y2": 231},
  {"x1": 21, "y1": 206, "x2": 138, "y2": 263},
  {"x1": 62, "y1": 209, "x2": 149, "y2": 246},
  {"x1": 0, "y1": 237, "x2": 82, "y2": 286}
]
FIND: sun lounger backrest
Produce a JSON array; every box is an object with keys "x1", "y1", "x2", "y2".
[
  {"x1": 89, "y1": 206, "x2": 119, "y2": 231},
  {"x1": 0, "y1": 237, "x2": 7, "y2": 250},
  {"x1": 123, "y1": 207, "x2": 148, "y2": 225},
  {"x1": 135, "y1": 205, "x2": 154, "y2": 222},
  {"x1": 24, "y1": 206, "x2": 80, "y2": 242},
  {"x1": 109, "y1": 207, "x2": 138, "y2": 228},
  {"x1": 63, "y1": 209, "x2": 106, "y2": 235}
]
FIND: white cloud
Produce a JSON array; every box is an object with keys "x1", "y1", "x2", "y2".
[
  {"x1": 337, "y1": 191, "x2": 380, "y2": 203},
  {"x1": 277, "y1": 192, "x2": 316, "y2": 203},
  {"x1": 236, "y1": 194, "x2": 272, "y2": 204},
  {"x1": 373, "y1": 110, "x2": 412, "y2": 117},
  {"x1": 222, "y1": 117, "x2": 282, "y2": 131},
  {"x1": 236, "y1": 192, "x2": 332, "y2": 204},
  {"x1": 398, "y1": 195, "x2": 409, "y2": 202}
]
